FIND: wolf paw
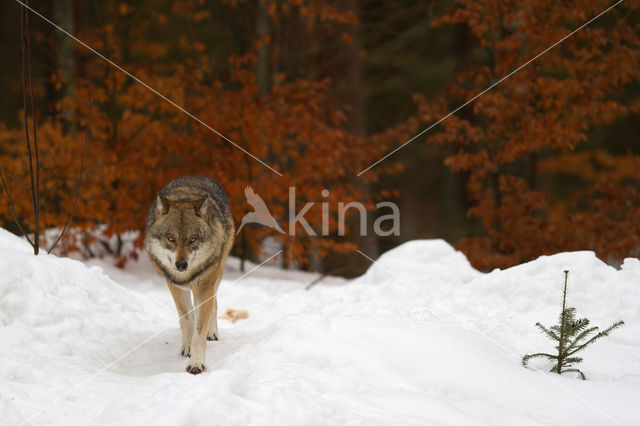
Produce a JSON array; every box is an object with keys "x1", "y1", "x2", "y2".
[
  {"x1": 180, "y1": 344, "x2": 191, "y2": 357},
  {"x1": 186, "y1": 362, "x2": 205, "y2": 375},
  {"x1": 206, "y1": 331, "x2": 218, "y2": 341}
]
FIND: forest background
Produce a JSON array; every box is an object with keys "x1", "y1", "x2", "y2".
[{"x1": 1, "y1": 0, "x2": 639, "y2": 273}]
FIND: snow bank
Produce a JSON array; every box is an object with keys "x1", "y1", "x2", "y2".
[
  {"x1": 363, "y1": 239, "x2": 481, "y2": 286},
  {"x1": 0, "y1": 229, "x2": 166, "y2": 425},
  {"x1": 1, "y1": 231, "x2": 639, "y2": 425}
]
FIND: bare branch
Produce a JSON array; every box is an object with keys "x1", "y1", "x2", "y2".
[
  {"x1": 48, "y1": 99, "x2": 93, "y2": 254},
  {"x1": 0, "y1": 168, "x2": 32, "y2": 191},
  {"x1": 20, "y1": 5, "x2": 35, "y2": 222},
  {"x1": 25, "y1": 0, "x2": 40, "y2": 254},
  {"x1": 19, "y1": 0, "x2": 39, "y2": 254}
]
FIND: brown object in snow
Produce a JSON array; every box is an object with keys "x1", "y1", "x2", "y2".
[{"x1": 219, "y1": 308, "x2": 249, "y2": 322}]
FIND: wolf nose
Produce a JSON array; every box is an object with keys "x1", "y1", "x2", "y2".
[{"x1": 175, "y1": 260, "x2": 188, "y2": 271}]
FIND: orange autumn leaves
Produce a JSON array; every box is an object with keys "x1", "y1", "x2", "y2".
[
  {"x1": 0, "y1": 0, "x2": 398, "y2": 266},
  {"x1": 2, "y1": 0, "x2": 639, "y2": 271},
  {"x1": 417, "y1": 0, "x2": 640, "y2": 269}
]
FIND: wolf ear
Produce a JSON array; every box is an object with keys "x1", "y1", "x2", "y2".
[
  {"x1": 193, "y1": 196, "x2": 208, "y2": 217},
  {"x1": 157, "y1": 195, "x2": 171, "y2": 215}
]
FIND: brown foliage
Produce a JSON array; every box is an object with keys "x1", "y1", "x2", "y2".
[
  {"x1": 0, "y1": 0, "x2": 399, "y2": 267},
  {"x1": 416, "y1": 0, "x2": 640, "y2": 269}
]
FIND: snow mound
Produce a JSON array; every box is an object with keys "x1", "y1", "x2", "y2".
[
  {"x1": 0, "y1": 232, "x2": 166, "y2": 424},
  {"x1": 0, "y1": 248, "x2": 145, "y2": 329},
  {"x1": 363, "y1": 239, "x2": 481, "y2": 286},
  {"x1": 0, "y1": 228, "x2": 34, "y2": 253},
  {"x1": 1, "y1": 229, "x2": 640, "y2": 425},
  {"x1": 460, "y1": 252, "x2": 640, "y2": 346}
]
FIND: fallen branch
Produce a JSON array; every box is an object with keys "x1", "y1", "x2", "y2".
[{"x1": 305, "y1": 265, "x2": 356, "y2": 290}]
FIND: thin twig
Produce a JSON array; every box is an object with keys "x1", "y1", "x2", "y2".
[
  {"x1": 0, "y1": 169, "x2": 35, "y2": 246},
  {"x1": 48, "y1": 99, "x2": 93, "y2": 254},
  {"x1": 0, "y1": 168, "x2": 32, "y2": 191},
  {"x1": 25, "y1": 0, "x2": 40, "y2": 254},
  {"x1": 19, "y1": 1, "x2": 37, "y2": 252}
]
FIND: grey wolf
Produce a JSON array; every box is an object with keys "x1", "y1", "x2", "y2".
[
  {"x1": 144, "y1": 176, "x2": 234, "y2": 374},
  {"x1": 236, "y1": 186, "x2": 284, "y2": 235}
]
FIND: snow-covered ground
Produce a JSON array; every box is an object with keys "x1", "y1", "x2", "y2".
[{"x1": 1, "y1": 228, "x2": 639, "y2": 425}]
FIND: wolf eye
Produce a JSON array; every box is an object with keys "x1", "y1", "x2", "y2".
[
  {"x1": 167, "y1": 235, "x2": 175, "y2": 242},
  {"x1": 189, "y1": 236, "x2": 197, "y2": 243}
]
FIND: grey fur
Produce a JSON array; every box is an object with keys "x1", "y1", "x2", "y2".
[{"x1": 144, "y1": 175, "x2": 235, "y2": 374}]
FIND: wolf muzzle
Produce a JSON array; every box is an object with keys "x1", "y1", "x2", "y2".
[{"x1": 175, "y1": 260, "x2": 188, "y2": 271}]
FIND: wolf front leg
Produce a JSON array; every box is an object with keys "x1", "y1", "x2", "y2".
[
  {"x1": 207, "y1": 267, "x2": 225, "y2": 341},
  {"x1": 186, "y1": 283, "x2": 215, "y2": 374},
  {"x1": 207, "y1": 294, "x2": 219, "y2": 341},
  {"x1": 167, "y1": 282, "x2": 194, "y2": 357}
]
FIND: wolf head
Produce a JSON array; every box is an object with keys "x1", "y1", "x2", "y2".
[{"x1": 146, "y1": 194, "x2": 221, "y2": 285}]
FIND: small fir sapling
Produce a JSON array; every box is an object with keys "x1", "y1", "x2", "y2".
[{"x1": 522, "y1": 270, "x2": 624, "y2": 380}]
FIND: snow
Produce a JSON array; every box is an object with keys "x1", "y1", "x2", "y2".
[{"x1": 1, "y1": 227, "x2": 639, "y2": 425}]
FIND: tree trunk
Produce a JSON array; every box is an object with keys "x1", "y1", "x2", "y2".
[
  {"x1": 256, "y1": 2, "x2": 270, "y2": 95},
  {"x1": 53, "y1": 0, "x2": 76, "y2": 130},
  {"x1": 527, "y1": 152, "x2": 537, "y2": 190}
]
